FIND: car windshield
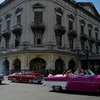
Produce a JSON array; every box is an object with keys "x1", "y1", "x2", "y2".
[{"x1": 84, "y1": 70, "x2": 95, "y2": 76}]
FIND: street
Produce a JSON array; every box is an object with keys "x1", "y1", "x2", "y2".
[{"x1": 0, "y1": 78, "x2": 100, "y2": 100}]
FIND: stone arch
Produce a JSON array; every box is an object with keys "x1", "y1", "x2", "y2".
[
  {"x1": 2, "y1": 59, "x2": 9, "y2": 76},
  {"x1": 12, "y1": 59, "x2": 21, "y2": 72},
  {"x1": 29, "y1": 58, "x2": 46, "y2": 73},
  {"x1": 55, "y1": 58, "x2": 65, "y2": 74},
  {"x1": 68, "y1": 59, "x2": 76, "y2": 73}
]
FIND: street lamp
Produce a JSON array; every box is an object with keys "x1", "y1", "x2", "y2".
[{"x1": 85, "y1": 46, "x2": 89, "y2": 69}]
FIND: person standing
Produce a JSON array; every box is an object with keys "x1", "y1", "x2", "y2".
[{"x1": 42, "y1": 68, "x2": 49, "y2": 77}]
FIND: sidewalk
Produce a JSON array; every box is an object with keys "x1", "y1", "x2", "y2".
[{"x1": 4, "y1": 76, "x2": 8, "y2": 78}]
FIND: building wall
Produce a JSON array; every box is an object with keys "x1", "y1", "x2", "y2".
[{"x1": 0, "y1": 0, "x2": 100, "y2": 75}]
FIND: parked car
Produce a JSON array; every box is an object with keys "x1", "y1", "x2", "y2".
[
  {"x1": 0, "y1": 74, "x2": 4, "y2": 84},
  {"x1": 43, "y1": 70, "x2": 100, "y2": 93},
  {"x1": 8, "y1": 72, "x2": 44, "y2": 83}
]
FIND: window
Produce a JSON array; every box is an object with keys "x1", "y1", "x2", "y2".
[
  {"x1": 17, "y1": 15, "x2": 21, "y2": 25},
  {"x1": 89, "y1": 28, "x2": 91, "y2": 37},
  {"x1": 96, "y1": 45, "x2": 99, "y2": 54},
  {"x1": 5, "y1": 38, "x2": 10, "y2": 48},
  {"x1": 95, "y1": 32, "x2": 98, "y2": 40},
  {"x1": 80, "y1": 25, "x2": 84, "y2": 34},
  {"x1": 34, "y1": 11, "x2": 43, "y2": 22},
  {"x1": 69, "y1": 20, "x2": 73, "y2": 30},
  {"x1": 80, "y1": 19, "x2": 85, "y2": 34},
  {"x1": 15, "y1": 35, "x2": 20, "y2": 47},
  {"x1": 7, "y1": 20, "x2": 10, "y2": 30},
  {"x1": 56, "y1": 35, "x2": 62, "y2": 46},
  {"x1": 34, "y1": 32, "x2": 42, "y2": 45},
  {"x1": 89, "y1": 43, "x2": 92, "y2": 53},
  {"x1": 69, "y1": 38, "x2": 73, "y2": 49},
  {"x1": 81, "y1": 41, "x2": 85, "y2": 51},
  {"x1": 56, "y1": 15, "x2": 62, "y2": 25}
]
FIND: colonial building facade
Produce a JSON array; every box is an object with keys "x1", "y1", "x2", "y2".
[{"x1": 0, "y1": 0, "x2": 100, "y2": 75}]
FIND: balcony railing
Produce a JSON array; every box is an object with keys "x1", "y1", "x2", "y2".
[
  {"x1": 68, "y1": 29, "x2": 77, "y2": 38},
  {"x1": 31, "y1": 22, "x2": 45, "y2": 32},
  {"x1": 2, "y1": 29, "x2": 11, "y2": 38},
  {"x1": 12, "y1": 24, "x2": 22, "y2": 35},
  {"x1": 80, "y1": 34, "x2": 88, "y2": 41},
  {"x1": 95, "y1": 39, "x2": 100, "y2": 46},
  {"x1": 88, "y1": 37, "x2": 95, "y2": 43},
  {"x1": 55, "y1": 25, "x2": 66, "y2": 35}
]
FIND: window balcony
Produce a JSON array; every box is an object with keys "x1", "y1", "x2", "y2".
[
  {"x1": 67, "y1": 29, "x2": 77, "y2": 38},
  {"x1": 88, "y1": 37, "x2": 95, "y2": 43},
  {"x1": 12, "y1": 24, "x2": 22, "y2": 35},
  {"x1": 2, "y1": 29, "x2": 11, "y2": 38},
  {"x1": 95, "y1": 39, "x2": 100, "y2": 46},
  {"x1": 31, "y1": 22, "x2": 45, "y2": 33},
  {"x1": 55, "y1": 25, "x2": 66, "y2": 35},
  {"x1": 80, "y1": 34, "x2": 88, "y2": 41}
]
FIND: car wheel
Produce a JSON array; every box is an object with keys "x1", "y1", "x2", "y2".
[
  {"x1": 28, "y1": 79, "x2": 32, "y2": 83},
  {"x1": 38, "y1": 81, "x2": 41, "y2": 84},
  {"x1": 0, "y1": 81, "x2": 2, "y2": 84},
  {"x1": 53, "y1": 86, "x2": 62, "y2": 92},
  {"x1": 11, "y1": 79, "x2": 15, "y2": 82}
]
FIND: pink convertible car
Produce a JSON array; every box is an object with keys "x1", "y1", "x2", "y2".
[{"x1": 43, "y1": 70, "x2": 100, "y2": 93}]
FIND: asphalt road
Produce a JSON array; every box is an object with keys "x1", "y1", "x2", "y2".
[{"x1": 0, "y1": 78, "x2": 100, "y2": 100}]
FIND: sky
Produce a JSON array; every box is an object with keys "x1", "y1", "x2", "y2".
[
  {"x1": 0, "y1": 0, "x2": 100, "y2": 13},
  {"x1": 0, "y1": 0, "x2": 4, "y2": 3}
]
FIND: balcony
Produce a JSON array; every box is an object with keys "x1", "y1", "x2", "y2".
[
  {"x1": 12, "y1": 24, "x2": 22, "y2": 35},
  {"x1": 55, "y1": 25, "x2": 66, "y2": 35},
  {"x1": 88, "y1": 37, "x2": 95, "y2": 43},
  {"x1": 80, "y1": 34, "x2": 88, "y2": 41},
  {"x1": 2, "y1": 29, "x2": 11, "y2": 38},
  {"x1": 67, "y1": 29, "x2": 77, "y2": 38},
  {"x1": 95, "y1": 39, "x2": 100, "y2": 45},
  {"x1": 31, "y1": 22, "x2": 45, "y2": 33}
]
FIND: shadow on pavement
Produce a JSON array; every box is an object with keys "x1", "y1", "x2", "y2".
[
  {"x1": 49, "y1": 90, "x2": 100, "y2": 97},
  {"x1": 0, "y1": 83, "x2": 9, "y2": 85}
]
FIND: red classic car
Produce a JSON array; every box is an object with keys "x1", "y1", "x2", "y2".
[
  {"x1": 0, "y1": 74, "x2": 4, "y2": 84},
  {"x1": 8, "y1": 72, "x2": 44, "y2": 83},
  {"x1": 43, "y1": 70, "x2": 100, "y2": 93}
]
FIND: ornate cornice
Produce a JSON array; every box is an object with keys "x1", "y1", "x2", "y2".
[
  {"x1": 16, "y1": 7, "x2": 23, "y2": 13},
  {"x1": 32, "y1": 3, "x2": 45, "y2": 9},
  {"x1": 77, "y1": 2, "x2": 100, "y2": 19},
  {"x1": 0, "y1": 0, "x2": 15, "y2": 9},
  {"x1": 80, "y1": 19, "x2": 85, "y2": 25},
  {"x1": 55, "y1": 7, "x2": 63, "y2": 15},
  {"x1": 67, "y1": 14, "x2": 75, "y2": 20},
  {"x1": 5, "y1": 13, "x2": 12, "y2": 19},
  {"x1": 95, "y1": 27, "x2": 99, "y2": 32},
  {"x1": 88, "y1": 24, "x2": 92, "y2": 28}
]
